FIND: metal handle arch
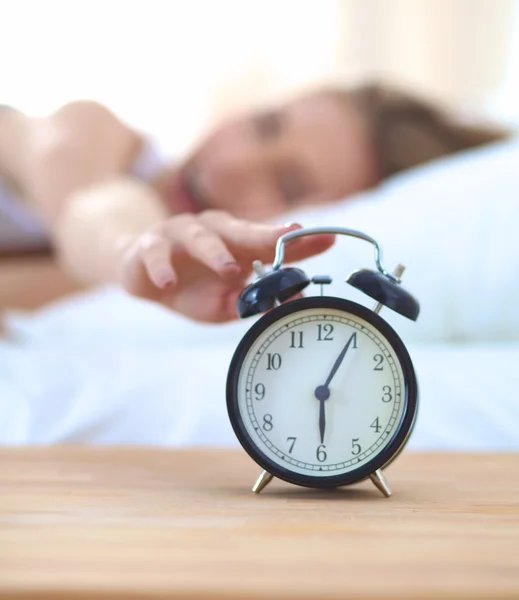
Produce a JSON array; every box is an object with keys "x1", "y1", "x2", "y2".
[{"x1": 271, "y1": 226, "x2": 399, "y2": 282}]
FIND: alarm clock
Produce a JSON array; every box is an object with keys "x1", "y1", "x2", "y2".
[{"x1": 226, "y1": 226, "x2": 420, "y2": 497}]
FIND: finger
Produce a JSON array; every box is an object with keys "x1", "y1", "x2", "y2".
[
  {"x1": 199, "y1": 210, "x2": 299, "y2": 250},
  {"x1": 248, "y1": 231, "x2": 335, "y2": 266},
  {"x1": 170, "y1": 218, "x2": 241, "y2": 276},
  {"x1": 139, "y1": 231, "x2": 177, "y2": 289},
  {"x1": 200, "y1": 212, "x2": 333, "y2": 264},
  {"x1": 282, "y1": 233, "x2": 336, "y2": 263}
]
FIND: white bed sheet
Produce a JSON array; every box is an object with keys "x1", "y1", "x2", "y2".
[
  {"x1": 1, "y1": 288, "x2": 517, "y2": 449},
  {"x1": 2, "y1": 137, "x2": 519, "y2": 449}
]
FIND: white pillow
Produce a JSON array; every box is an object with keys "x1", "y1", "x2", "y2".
[{"x1": 280, "y1": 138, "x2": 519, "y2": 344}]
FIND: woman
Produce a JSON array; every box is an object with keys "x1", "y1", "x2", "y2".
[{"x1": 0, "y1": 83, "x2": 508, "y2": 322}]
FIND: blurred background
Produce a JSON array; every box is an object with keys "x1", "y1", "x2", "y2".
[
  {"x1": 1, "y1": 0, "x2": 519, "y2": 450},
  {"x1": 1, "y1": 0, "x2": 517, "y2": 157}
]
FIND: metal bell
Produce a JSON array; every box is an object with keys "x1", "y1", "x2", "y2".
[
  {"x1": 347, "y1": 269, "x2": 420, "y2": 321},
  {"x1": 236, "y1": 268, "x2": 310, "y2": 318}
]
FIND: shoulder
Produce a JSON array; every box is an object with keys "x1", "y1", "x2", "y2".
[
  {"x1": 53, "y1": 100, "x2": 129, "y2": 132},
  {"x1": 48, "y1": 100, "x2": 145, "y2": 172}
]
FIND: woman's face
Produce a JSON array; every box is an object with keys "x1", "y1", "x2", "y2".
[{"x1": 167, "y1": 93, "x2": 377, "y2": 219}]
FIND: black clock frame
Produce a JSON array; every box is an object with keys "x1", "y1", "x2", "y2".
[{"x1": 226, "y1": 296, "x2": 419, "y2": 489}]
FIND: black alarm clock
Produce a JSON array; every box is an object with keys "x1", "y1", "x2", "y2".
[{"x1": 226, "y1": 226, "x2": 420, "y2": 497}]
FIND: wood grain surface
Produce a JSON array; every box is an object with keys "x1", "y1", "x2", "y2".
[
  {"x1": 0, "y1": 448, "x2": 518, "y2": 600},
  {"x1": 0, "y1": 254, "x2": 83, "y2": 313}
]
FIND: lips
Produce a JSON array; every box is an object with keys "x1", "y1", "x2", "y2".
[
  {"x1": 172, "y1": 170, "x2": 198, "y2": 214},
  {"x1": 168, "y1": 167, "x2": 211, "y2": 215}
]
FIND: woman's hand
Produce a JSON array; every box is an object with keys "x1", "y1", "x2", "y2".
[{"x1": 119, "y1": 210, "x2": 334, "y2": 322}]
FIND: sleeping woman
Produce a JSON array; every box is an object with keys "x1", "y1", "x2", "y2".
[{"x1": 0, "y1": 83, "x2": 508, "y2": 321}]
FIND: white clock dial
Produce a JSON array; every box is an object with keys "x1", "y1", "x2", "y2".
[{"x1": 236, "y1": 307, "x2": 406, "y2": 477}]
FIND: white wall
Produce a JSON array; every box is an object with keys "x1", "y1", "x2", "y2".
[
  {"x1": 1, "y1": 0, "x2": 517, "y2": 158},
  {"x1": 0, "y1": 0, "x2": 343, "y2": 155}
]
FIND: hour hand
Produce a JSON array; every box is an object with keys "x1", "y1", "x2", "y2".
[
  {"x1": 314, "y1": 385, "x2": 330, "y2": 444},
  {"x1": 319, "y1": 397, "x2": 326, "y2": 443}
]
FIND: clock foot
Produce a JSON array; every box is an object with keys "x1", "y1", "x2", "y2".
[
  {"x1": 252, "y1": 470, "x2": 274, "y2": 494},
  {"x1": 370, "y1": 469, "x2": 392, "y2": 498}
]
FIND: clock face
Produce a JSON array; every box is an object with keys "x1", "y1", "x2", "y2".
[{"x1": 227, "y1": 297, "x2": 418, "y2": 488}]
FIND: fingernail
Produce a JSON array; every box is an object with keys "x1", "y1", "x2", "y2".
[
  {"x1": 221, "y1": 261, "x2": 241, "y2": 275},
  {"x1": 281, "y1": 222, "x2": 301, "y2": 230},
  {"x1": 160, "y1": 278, "x2": 175, "y2": 289},
  {"x1": 155, "y1": 271, "x2": 175, "y2": 288}
]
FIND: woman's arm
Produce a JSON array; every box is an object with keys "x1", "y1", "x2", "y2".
[
  {"x1": 0, "y1": 102, "x2": 335, "y2": 323},
  {"x1": 56, "y1": 177, "x2": 169, "y2": 284},
  {"x1": 0, "y1": 101, "x2": 165, "y2": 283}
]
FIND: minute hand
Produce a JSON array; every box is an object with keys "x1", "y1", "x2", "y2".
[{"x1": 324, "y1": 333, "x2": 356, "y2": 387}]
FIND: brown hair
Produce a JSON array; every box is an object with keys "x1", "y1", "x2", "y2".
[{"x1": 341, "y1": 82, "x2": 511, "y2": 180}]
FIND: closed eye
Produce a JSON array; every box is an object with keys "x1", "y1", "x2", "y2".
[{"x1": 252, "y1": 109, "x2": 284, "y2": 141}]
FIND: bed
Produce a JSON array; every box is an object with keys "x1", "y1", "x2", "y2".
[{"x1": 1, "y1": 138, "x2": 518, "y2": 449}]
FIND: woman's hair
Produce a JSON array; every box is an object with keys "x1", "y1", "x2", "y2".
[{"x1": 337, "y1": 82, "x2": 511, "y2": 180}]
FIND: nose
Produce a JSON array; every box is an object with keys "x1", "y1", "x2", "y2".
[{"x1": 203, "y1": 139, "x2": 264, "y2": 204}]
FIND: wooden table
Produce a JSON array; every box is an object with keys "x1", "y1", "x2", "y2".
[{"x1": 1, "y1": 448, "x2": 518, "y2": 599}]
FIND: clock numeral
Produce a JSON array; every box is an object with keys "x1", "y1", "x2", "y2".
[
  {"x1": 316, "y1": 444, "x2": 327, "y2": 462},
  {"x1": 266, "y1": 353, "x2": 282, "y2": 370},
  {"x1": 254, "y1": 383, "x2": 265, "y2": 401},
  {"x1": 289, "y1": 331, "x2": 304, "y2": 348},
  {"x1": 286, "y1": 437, "x2": 297, "y2": 453},
  {"x1": 351, "y1": 438, "x2": 362, "y2": 456},
  {"x1": 317, "y1": 324, "x2": 334, "y2": 341},
  {"x1": 262, "y1": 414, "x2": 273, "y2": 431},
  {"x1": 373, "y1": 354, "x2": 384, "y2": 371},
  {"x1": 370, "y1": 417, "x2": 381, "y2": 433},
  {"x1": 382, "y1": 385, "x2": 393, "y2": 403},
  {"x1": 350, "y1": 332, "x2": 358, "y2": 349}
]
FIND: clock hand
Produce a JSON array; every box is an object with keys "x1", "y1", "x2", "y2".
[
  {"x1": 314, "y1": 332, "x2": 356, "y2": 445},
  {"x1": 318, "y1": 396, "x2": 326, "y2": 444},
  {"x1": 324, "y1": 332, "x2": 357, "y2": 388},
  {"x1": 314, "y1": 385, "x2": 329, "y2": 443}
]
